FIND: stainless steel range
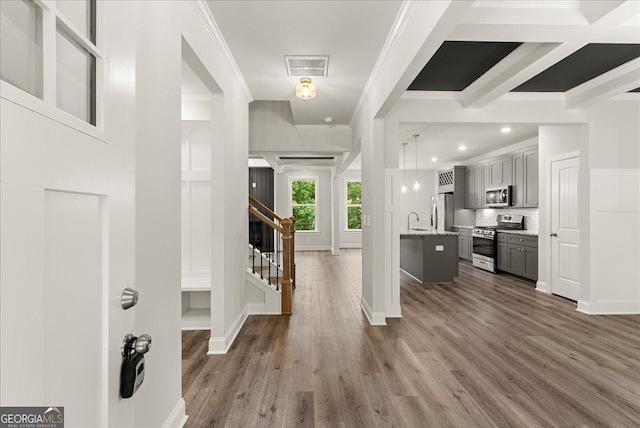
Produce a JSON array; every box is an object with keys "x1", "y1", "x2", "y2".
[{"x1": 472, "y1": 214, "x2": 524, "y2": 273}]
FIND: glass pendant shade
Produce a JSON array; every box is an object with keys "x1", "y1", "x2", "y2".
[
  {"x1": 413, "y1": 179, "x2": 420, "y2": 192},
  {"x1": 401, "y1": 183, "x2": 408, "y2": 193},
  {"x1": 296, "y1": 77, "x2": 316, "y2": 100}
]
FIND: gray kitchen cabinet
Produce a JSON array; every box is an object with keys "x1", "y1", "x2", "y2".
[
  {"x1": 453, "y1": 227, "x2": 472, "y2": 261},
  {"x1": 489, "y1": 156, "x2": 512, "y2": 187},
  {"x1": 473, "y1": 164, "x2": 483, "y2": 209},
  {"x1": 512, "y1": 152, "x2": 524, "y2": 207},
  {"x1": 497, "y1": 232, "x2": 538, "y2": 281},
  {"x1": 465, "y1": 166, "x2": 474, "y2": 209},
  {"x1": 481, "y1": 162, "x2": 490, "y2": 207},
  {"x1": 524, "y1": 149, "x2": 539, "y2": 208}
]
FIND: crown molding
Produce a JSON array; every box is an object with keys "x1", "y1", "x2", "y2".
[
  {"x1": 350, "y1": 0, "x2": 416, "y2": 126},
  {"x1": 191, "y1": 0, "x2": 253, "y2": 102}
]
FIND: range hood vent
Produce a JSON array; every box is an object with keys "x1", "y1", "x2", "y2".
[{"x1": 285, "y1": 55, "x2": 329, "y2": 77}]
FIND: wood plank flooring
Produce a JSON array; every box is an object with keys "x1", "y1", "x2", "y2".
[{"x1": 183, "y1": 250, "x2": 640, "y2": 427}]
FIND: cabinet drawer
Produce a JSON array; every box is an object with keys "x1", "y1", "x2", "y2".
[
  {"x1": 497, "y1": 233, "x2": 508, "y2": 242},
  {"x1": 507, "y1": 234, "x2": 538, "y2": 248}
]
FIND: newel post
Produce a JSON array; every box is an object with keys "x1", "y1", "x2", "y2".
[{"x1": 280, "y1": 218, "x2": 293, "y2": 315}]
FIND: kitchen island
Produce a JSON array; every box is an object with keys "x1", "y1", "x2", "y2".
[{"x1": 400, "y1": 229, "x2": 459, "y2": 283}]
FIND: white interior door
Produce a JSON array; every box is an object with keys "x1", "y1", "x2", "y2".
[
  {"x1": 550, "y1": 155, "x2": 581, "y2": 301},
  {"x1": 0, "y1": 1, "x2": 136, "y2": 426}
]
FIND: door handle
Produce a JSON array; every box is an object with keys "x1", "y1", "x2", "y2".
[{"x1": 550, "y1": 233, "x2": 557, "y2": 237}]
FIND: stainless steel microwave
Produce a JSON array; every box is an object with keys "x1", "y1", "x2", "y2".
[{"x1": 485, "y1": 185, "x2": 512, "y2": 207}]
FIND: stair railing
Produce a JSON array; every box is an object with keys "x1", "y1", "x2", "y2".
[{"x1": 248, "y1": 195, "x2": 296, "y2": 314}]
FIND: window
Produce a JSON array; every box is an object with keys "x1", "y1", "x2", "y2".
[
  {"x1": 291, "y1": 178, "x2": 317, "y2": 231},
  {"x1": 0, "y1": 0, "x2": 43, "y2": 98},
  {"x1": 1, "y1": 0, "x2": 100, "y2": 127},
  {"x1": 346, "y1": 180, "x2": 362, "y2": 230}
]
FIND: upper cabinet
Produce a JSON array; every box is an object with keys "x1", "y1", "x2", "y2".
[
  {"x1": 523, "y1": 149, "x2": 539, "y2": 208},
  {"x1": 512, "y1": 148, "x2": 538, "y2": 208},
  {"x1": 465, "y1": 145, "x2": 538, "y2": 210},
  {"x1": 488, "y1": 156, "x2": 512, "y2": 187}
]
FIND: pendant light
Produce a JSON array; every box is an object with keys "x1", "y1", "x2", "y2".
[
  {"x1": 401, "y1": 142, "x2": 408, "y2": 194},
  {"x1": 413, "y1": 134, "x2": 420, "y2": 192},
  {"x1": 296, "y1": 77, "x2": 316, "y2": 100}
]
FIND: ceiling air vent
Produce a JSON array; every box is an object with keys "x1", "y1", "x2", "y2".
[{"x1": 285, "y1": 55, "x2": 329, "y2": 77}]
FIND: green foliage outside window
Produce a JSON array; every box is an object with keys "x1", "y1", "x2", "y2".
[
  {"x1": 346, "y1": 181, "x2": 362, "y2": 230},
  {"x1": 291, "y1": 179, "x2": 316, "y2": 231}
]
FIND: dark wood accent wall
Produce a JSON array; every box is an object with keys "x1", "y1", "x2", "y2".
[{"x1": 249, "y1": 167, "x2": 275, "y2": 252}]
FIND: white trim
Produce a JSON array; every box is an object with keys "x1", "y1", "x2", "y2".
[
  {"x1": 351, "y1": 0, "x2": 415, "y2": 124},
  {"x1": 246, "y1": 302, "x2": 281, "y2": 315},
  {"x1": 208, "y1": 304, "x2": 248, "y2": 354},
  {"x1": 400, "y1": 90, "x2": 463, "y2": 100},
  {"x1": 360, "y1": 296, "x2": 386, "y2": 326},
  {"x1": 339, "y1": 243, "x2": 362, "y2": 249},
  {"x1": 190, "y1": 0, "x2": 253, "y2": 102},
  {"x1": 385, "y1": 303, "x2": 402, "y2": 318},
  {"x1": 611, "y1": 92, "x2": 640, "y2": 100},
  {"x1": 577, "y1": 300, "x2": 640, "y2": 315},
  {"x1": 162, "y1": 399, "x2": 188, "y2": 428},
  {"x1": 330, "y1": 249, "x2": 341, "y2": 255},
  {"x1": 535, "y1": 281, "x2": 550, "y2": 293}
]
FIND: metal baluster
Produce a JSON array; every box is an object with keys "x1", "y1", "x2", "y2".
[
  {"x1": 268, "y1": 248, "x2": 272, "y2": 285},
  {"x1": 260, "y1": 242, "x2": 264, "y2": 280},
  {"x1": 251, "y1": 211, "x2": 256, "y2": 274},
  {"x1": 276, "y1": 230, "x2": 280, "y2": 291}
]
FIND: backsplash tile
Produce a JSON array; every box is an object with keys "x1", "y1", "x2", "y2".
[{"x1": 476, "y1": 208, "x2": 539, "y2": 231}]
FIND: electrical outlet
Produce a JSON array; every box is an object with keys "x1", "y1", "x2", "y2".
[{"x1": 436, "y1": 245, "x2": 444, "y2": 251}]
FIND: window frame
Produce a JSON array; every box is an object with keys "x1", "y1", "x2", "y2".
[
  {"x1": 0, "y1": 0, "x2": 105, "y2": 141},
  {"x1": 289, "y1": 176, "x2": 319, "y2": 233},
  {"x1": 345, "y1": 179, "x2": 362, "y2": 232}
]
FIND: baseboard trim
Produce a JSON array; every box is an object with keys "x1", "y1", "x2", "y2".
[
  {"x1": 535, "y1": 281, "x2": 550, "y2": 293},
  {"x1": 208, "y1": 305, "x2": 248, "y2": 354},
  {"x1": 162, "y1": 398, "x2": 187, "y2": 428},
  {"x1": 360, "y1": 297, "x2": 386, "y2": 326},
  {"x1": 247, "y1": 302, "x2": 281, "y2": 315},
  {"x1": 385, "y1": 303, "x2": 402, "y2": 318},
  {"x1": 339, "y1": 243, "x2": 362, "y2": 249},
  {"x1": 578, "y1": 299, "x2": 640, "y2": 315},
  {"x1": 331, "y1": 249, "x2": 341, "y2": 255},
  {"x1": 296, "y1": 245, "x2": 332, "y2": 251}
]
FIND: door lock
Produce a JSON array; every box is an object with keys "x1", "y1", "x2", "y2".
[
  {"x1": 121, "y1": 287, "x2": 139, "y2": 310},
  {"x1": 120, "y1": 333, "x2": 152, "y2": 398},
  {"x1": 550, "y1": 233, "x2": 558, "y2": 237}
]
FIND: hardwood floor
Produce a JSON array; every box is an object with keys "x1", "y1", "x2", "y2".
[{"x1": 183, "y1": 249, "x2": 640, "y2": 427}]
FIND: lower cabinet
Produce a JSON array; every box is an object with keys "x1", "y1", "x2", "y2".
[
  {"x1": 496, "y1": 233, "x2": 538, "y2": 281},
  {"x1": 453, "y1": 227, "x2": 472, "y2": 261}
]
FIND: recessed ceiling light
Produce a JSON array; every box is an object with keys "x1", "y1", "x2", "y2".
[
  {"x1": 458, "y1": 145, "x2": 467, "y2": 151},
  {"x1": 501, "y1": 127, "x2": 511, "y2": 133},
  {"x1": 431, "y1": 156, "x2": 438, "y2": 162},
  {"x1": 324, "y1": 116, "x2": 333, "y2": 123}
]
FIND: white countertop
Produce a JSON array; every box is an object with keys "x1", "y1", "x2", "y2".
[
  {"x1": 401, "y1": 228, "x2": 459, "y2": 236},
  {"x1": 452, "y1": 225, "x2": 474, "y2": 229}
]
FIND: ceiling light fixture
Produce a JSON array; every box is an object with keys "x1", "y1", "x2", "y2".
[
  {"x1": 296, "y1": 77, "x2": 316, "y2": 100},
  {"x1": 501, "y1": 126, "x2": 511, "y2": 133},
  {"x1": 324, "y1": 116, "x2": 333, "y2": 123},
  {"x1": 413, "y1": 134, "x2": 420, "y2": 192},
  {"x1": 458, "y1": 145, "x2": 467, "y2": 151},
  {"x1": 431, "y1": 156, "x2": 438, "y2": 162},
  {"x1": 401, "y1": 142, "x2": 408, "y2": 194}
]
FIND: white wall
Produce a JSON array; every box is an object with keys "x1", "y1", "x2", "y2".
[
  {"x1": 133, "y1": 1, "x2": 250, "y2": 425},
  {"x1": 396, "y1": 169, "x2": 437, "y2": 229},
  {"x1": 275, "y1": 168, "x2": 333, "y2": 250},
  {"x1": 339, "y1": 170, "x2": 363, "y2": 248}
]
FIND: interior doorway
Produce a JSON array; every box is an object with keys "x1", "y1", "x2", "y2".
[{"x1": 549, "y1": 153, "x2": 581, "y2": 301}]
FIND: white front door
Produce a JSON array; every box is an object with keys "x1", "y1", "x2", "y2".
[
  {"x1": 550, "y1": 155, "x2": 581, "y2": 301},
  {"x1": 0, "y1": 1, "x2": 136, "y2": 426}
]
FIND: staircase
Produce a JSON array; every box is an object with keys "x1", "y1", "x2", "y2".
[{"x1": 247, "y1": 195, "x2": 296, "y2": 314}]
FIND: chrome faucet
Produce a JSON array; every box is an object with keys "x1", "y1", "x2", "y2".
[{"x1": 407, "y1": 211, "x2": 420, "y2": 230}]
